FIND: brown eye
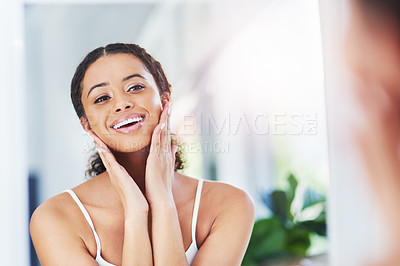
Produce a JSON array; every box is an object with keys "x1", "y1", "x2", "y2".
[
  {"x1": 94, "y1": 95, "x2": 110, "y2": 104},
  {"x1": 128, "y1": 84, "x2": 145, "y2": 92}
]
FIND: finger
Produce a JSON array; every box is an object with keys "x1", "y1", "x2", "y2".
[
  {"x1": 94, "y1": 142, "x2": 130, "y2": 182},
  {"x1": 158, "y1": 101, "x2": 170, "y2": 124},
  {"x1": 86, "y1": 131, "x2": 117, "y2": 170},
  {"x1": 161, "y1": 116, "x2": 169, "y2": 153},
  {"x1": 96, "y1": 147, "x2": 111, "y2": 171},
  {"x1": 86, "y1": 131, "x2": 108, "y2": 153},
  {"x1": 167, "y1": 102, "x2": 172, "y2": 134},
  {"x1": 159, "y1": 102, "x2": 170, "y2": 153},
  {"x1": 167, "y1": 103, "x2": 172, "y2": 151},
  {"x1": 150, "y1": 122, "x2": 162, "y2": 155},
  {"x1": 149, "y1": 102, "x2": 170, "y2": 154}
]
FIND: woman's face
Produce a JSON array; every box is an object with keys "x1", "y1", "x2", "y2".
[{"x1": 80, "y1": 53, "x2": 168, "y2": 152}]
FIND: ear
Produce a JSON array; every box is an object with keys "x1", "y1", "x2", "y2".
[
  {"x1": 160, "y1": 93, "x2": 170, "y2": 108},
  {"x1": 80, "y1": 117, "x2": 92, "y2": 133}
]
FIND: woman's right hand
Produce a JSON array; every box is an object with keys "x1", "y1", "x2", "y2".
[{"x1": 86, "y1": 131, "x2": 149, "y2": 217}]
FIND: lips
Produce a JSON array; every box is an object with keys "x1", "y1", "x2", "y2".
[{"x1": 110, "y1": 113, "x2": 145, "y2": 134}]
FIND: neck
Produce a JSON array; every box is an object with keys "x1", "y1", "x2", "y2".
[{"x1": 111, "y1": 145, "x2": 150, "y2": 194}]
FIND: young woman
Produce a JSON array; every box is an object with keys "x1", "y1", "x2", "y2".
[
  {"x1": 345, "y1": 0, "x2": 400, "y2": 264},
  {"x1": 30, "y1": 43, "x2": 255, "y2": 266}
]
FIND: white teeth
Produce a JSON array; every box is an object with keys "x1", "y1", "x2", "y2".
[{"x1": 113, "y1": 116, "x2": 143, "y2": 129}]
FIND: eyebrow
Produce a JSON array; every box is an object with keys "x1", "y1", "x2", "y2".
[
  {"x1": 87, "y1": 82, "x2": 109, "y2": 97},
  {"x1": 87, "y1": 74, "x2": 146, "y2": 97},
  {"x1": 122, "y1": 74, "x2": 146, "y2": 82}
]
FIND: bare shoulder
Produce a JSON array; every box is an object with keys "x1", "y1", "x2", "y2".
[
  {"x1": 30, "y1": 190, "x2": 98, "y2": 265},
  {"x1": 30, "y1": 175, "x2": 97, "y2": 229},
  {"x1": 30, "y1": 193, "x2": 76, "y2": 259},
  {"x1": 176, "y1": 173, "x2": 255, "y2": 215},
  {"x1": 30, "y1": 190, "x2": 84, "y2": 248},
  {"x1": 30, "y1": 191, "x2": 76, "y2": 232},
  {"x1": 184, "y1": 177, "x2": 256, "y2": 264},
  {"x1": 30, "y1": 175, "x2": 104, "y2": 246},
  {"x1": 202, "y1": 179, "x2": 255, "y2": 216}
]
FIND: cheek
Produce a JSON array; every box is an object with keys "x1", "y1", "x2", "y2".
[
  {"x1": 86, "y1": 113, "x2": 99, "y2": 129},
  {"x1": 146, "y1": 92, "x2": 163, "y2": 123},
  {"x1": 84, "y1": 107, "x2": 108, "y2": 132}
]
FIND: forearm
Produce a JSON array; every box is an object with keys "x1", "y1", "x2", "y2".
[
  {"x1": 122, "y1": 213, "x2": 153, "y2": 266},
  {"x1": 151, "y1": 197, "x2": 188, "y2": 266}
]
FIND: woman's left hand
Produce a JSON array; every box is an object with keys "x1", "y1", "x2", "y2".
[{"x1": 145, "y1": 102, "x2": 177, "y2": 206}]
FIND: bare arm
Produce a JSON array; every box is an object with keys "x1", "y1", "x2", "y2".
[
  {"x1": 151, "y1": 196, "x2": 188, "y2": 266},
  {"x1": 145, "y1": 102, "x2": 255, "y2": 265},
  {"x1": 31, "y1": 133, "x2": 153, "y2": 266},
  {"x1": 30, "y1": 200, "x2": 99, "y2": 266},
  {"x1": 88, "y1": 132, "x2": 153, "y2": 265},
  {"x1": 122, "y1": 214, "x2": 151, "y2": 265},
  {"x1": 30, "y1": 184, "x2": 152, "y2": 266},
  {"x1": 192, "y1": 188, "x2": 255, "y2": 266},
  {"x1": 145, "y1": 102, "x2": 188, "y2": 265},
  {"x1": 149, "y1": 187, "x2": 256, "y2": 266}
]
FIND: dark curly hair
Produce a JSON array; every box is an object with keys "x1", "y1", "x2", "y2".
[{"x1": 70, "y1": 43, "x2": 185, "y2": 177}]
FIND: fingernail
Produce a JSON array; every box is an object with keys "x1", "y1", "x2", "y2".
[
  {"x1": 160, "y1": 123, "x2": 166, "y2": 130},
  {"x1": 96, "y1": 147, "x2": 102, "y2": 154}
]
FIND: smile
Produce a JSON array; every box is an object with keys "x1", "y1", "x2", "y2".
[
  {"x1": 113, "y1": 116, "x2": 144, "y2": 129},
  {"x1": 111, "y1": 114, "x2": 145, "y2": 134}
]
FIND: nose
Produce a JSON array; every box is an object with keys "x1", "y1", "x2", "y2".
[{"x1": 113, "y1": 96, "x2": 134, "y2": 113}]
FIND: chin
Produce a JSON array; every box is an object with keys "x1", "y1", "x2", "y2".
[{"x1": 107, "y1": 135, "x2": 152, "y2": 153}]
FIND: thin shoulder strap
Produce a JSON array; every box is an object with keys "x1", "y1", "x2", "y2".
[
  {"x1": 191, "y1": 179, "x2": 204, "y2": 244},
  {"x1": 64, "y1": 189, "x2": 102, "y2": 256}
]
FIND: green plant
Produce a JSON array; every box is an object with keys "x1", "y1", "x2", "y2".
[{"x1": 242, "y1": 174, "x2": 326, "y2": 266}]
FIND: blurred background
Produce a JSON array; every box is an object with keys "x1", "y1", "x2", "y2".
[
  {"x1": 24, "y1": 0, "x2": 328, "y2": 204},
  {"x1": 3, "y1": 0, "x2": 371, "y2": 265}
]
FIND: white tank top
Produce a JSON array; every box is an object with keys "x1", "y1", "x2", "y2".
[{"x1": 64, "y1": 179, "x2": 204, "y2": 265}]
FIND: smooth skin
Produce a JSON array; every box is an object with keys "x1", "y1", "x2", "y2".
[{"x1": 30, "y1": 54, "x2": 255, "y2": 266}]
